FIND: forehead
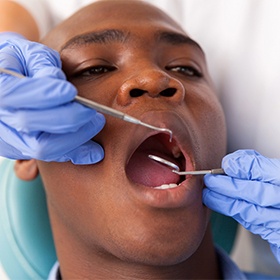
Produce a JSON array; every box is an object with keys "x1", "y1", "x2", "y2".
[{"x1": 43, "y1": 0, "x2": 189, "y2": 51}]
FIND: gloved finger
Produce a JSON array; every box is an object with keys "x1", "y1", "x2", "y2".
[
  {"x1": 0, "y1": 137, "x2": 29, "y2": 160},
  {"x1": 0, "y1": 54, "x2": 64, "y2": 81},
  {"x1": 23, "y1": 43, "x2": 62, "y2": 76},
  {"x1": 0, "y1": 38, "x2": 62, "y2": 76},
  {"x1": 32, "y1": 66, "x2": 66, "y2": 79},
  {"x1": 0, "y1": 115, "x2": 105, "y2": 160},
  {"x1": 13, "y1": 114, "x2": 104, "y2": 157},
  {"x1": 223, "y1": 149, "x2": 280, "y2": 185},
  {"x1": 57, "y1": 140, "x2": 104, "y2": 164},
  {"x1": 242, "y1": 222, "x2": 280, "y2": 243},
  {"x1": 203, "y1": 190, "x2": 280, "y2": 246},
  {"x1": 0, "y1": 135, "x2": 104, "y2": 165},
  {"x1": 27, "y1": 116, "x2": 105, "y2": 160},
  {"x1": 0, "y1": 75, "x2": 77, "y2": 109},
  {"x1": 0, "y1": 32, "x2": 25, "y2": 41},
  {"x1": 0, "y1": 64, "x2": 66, "y2": 80},
  {"x1": 203, "y1": 189, "x2": 280, "y2": 229},
  {"x1": 0, "y1": 51, "x2": 25, "y2": 75},
  {"x1": 204, "y1": 174, "x2": 280, "y2": 207},
  {"x1": 0, "y1": 103, "x2": 101, "y2": 134}
]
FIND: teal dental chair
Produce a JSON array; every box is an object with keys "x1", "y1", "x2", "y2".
[
  {"x1": 0, "y1": 158, "x2": 237, "y2": 280},
  {"x1": 0, "y1": 159, "x2": 56, "y2": 279}
]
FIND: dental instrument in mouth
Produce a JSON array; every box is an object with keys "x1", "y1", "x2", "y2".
[
  {"x1": 75, "y1": 96, "x2": 173, "y2": 141},
  {"x1": 148, "y1": 154, "x2": 225, "y2": 175},
  {"x1": 0, "y1": 67, "x2": 173, "y2": 140},
  {"x1": 172, "y1": 169, "x2": 225, "y2": 175},
  {"x1": 148, "y1": 155, "x2": 180, "y2": 171}
]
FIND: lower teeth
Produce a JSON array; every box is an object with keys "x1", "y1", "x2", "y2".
[{"x1": 154, "y1": 183, "x2": 178, "y2": 190}]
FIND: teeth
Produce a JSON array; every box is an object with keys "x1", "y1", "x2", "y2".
[
  {"x1": 172, "y1": 145, "x2": 182, "y2": 159},
  {"x1": 154, "y1": 183, "x2": 179, "y2": 190}
]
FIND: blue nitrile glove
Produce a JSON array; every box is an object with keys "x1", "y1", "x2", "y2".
[
  {"x1": 203, "y1": 149, "x2": 280, "y2": 263},
  {"x1": 0, "y1": 32, "x2": 105, "y2": 164}
]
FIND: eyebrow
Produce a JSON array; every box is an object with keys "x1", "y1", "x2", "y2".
[
  {"x1": 155, "y1": 31, "x2": 204, "y2": 54},
  {"x1": 60, "y1": 29, "x2": 128, "y2": 51},
  {"x1": 61, "y1": 29, "x2": 204, "y2": 55}
]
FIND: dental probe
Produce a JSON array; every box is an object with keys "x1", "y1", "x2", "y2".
[
  {"x1": 148, "y1": 154, "x2": 225, "y2": 176},
  {"x1": 75, "y1": 96, "x2": 173, "y2": 141},
  {"x1": 0, "y1": 67, "x2": 173, "y2": 140}
]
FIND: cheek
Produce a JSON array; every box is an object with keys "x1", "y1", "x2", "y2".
[
  {"x1": 37, "y1": 161, "x2": 139, "y2": 255},
  {"x1": 37, "y1": 162, "x2": 109, "y2": 239},
  {"x1": 187, "y1": 85, "x2": 227, "y2": 166},
  {"x1": 203, "y1": 103, "x2": 227, "y2": 165},
  {"x1": 72, "y1": 77, "x2": 118, "y2": 106}
]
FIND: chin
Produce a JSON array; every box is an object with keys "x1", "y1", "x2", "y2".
[
  {"x1": 113, "y1": 237, "x2": 203, "y2": 267},
  {"x1": 102, "y1": 210, "x2": 210, "y2": 267}
]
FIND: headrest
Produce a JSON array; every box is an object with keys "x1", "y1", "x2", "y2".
[{"x1": 0, "y1": 159, "x2": 56, "y2": 279}]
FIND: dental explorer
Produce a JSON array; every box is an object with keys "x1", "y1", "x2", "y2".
[
  {"x1": 148, "y1": 154, "x2": 225, "y2": 176},
  {"x1": 0, "y1": 67, "x2": 173, "y2": 140}
]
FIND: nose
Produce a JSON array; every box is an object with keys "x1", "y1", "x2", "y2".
[{"x1": 117, "y1": 68, "x2": 185, "y2": 106}]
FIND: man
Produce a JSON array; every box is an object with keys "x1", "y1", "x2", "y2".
[{"x1": 13, "y1": 0, "x2": 271, "y2": 279}]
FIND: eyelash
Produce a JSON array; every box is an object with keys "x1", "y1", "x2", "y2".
[
  {"x1": 75, "y1": 65, "x2": 116, "y2": 78},
  {"x1": 166, "y1": 66, "x2": 202, "y2": 78},
  {"x1": 74, "y1": 65, "x2": 202, "y2": 80}
]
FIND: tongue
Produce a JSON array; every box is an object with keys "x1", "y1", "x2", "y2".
[{"x1": 126, "y1": 151, "x2": 180, "y2": 187}]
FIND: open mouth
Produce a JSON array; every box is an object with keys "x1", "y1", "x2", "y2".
[{"x1": 126, "y1": 133, "x2": 187, "y2": 189}]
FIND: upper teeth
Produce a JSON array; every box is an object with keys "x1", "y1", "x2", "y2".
[{"x1": 154, "y1": 183, "x2": 179, "y2": 190}]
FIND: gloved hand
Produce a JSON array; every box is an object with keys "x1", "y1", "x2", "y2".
[
  {"x1": 203, "y1": 149, "x2": 280, "y2": 263},
  {"x1": 0, "y1": 32, "x2": 105, "y2": 164}
]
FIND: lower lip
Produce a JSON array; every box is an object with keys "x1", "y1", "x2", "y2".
[{"x1": 131, "y1": 178, "x2": 202, "y2": 209}]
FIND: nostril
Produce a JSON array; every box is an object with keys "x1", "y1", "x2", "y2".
[
  {"x1": 160, "y1": 88, "x2": 177, "y2": 97},
  {"x1": 129, "y1": 87, "x2": 177, "y2": 98},
  {"x1": 130, "y1": 88, "x2": 147, "y2": 97}
]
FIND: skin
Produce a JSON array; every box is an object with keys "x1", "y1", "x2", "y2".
[{"x1": 16, "y1": 0, "x2": 227, "y2": 278}]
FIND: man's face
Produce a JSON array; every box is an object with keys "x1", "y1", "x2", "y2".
[{"x1": 39, "y1": 0, "x2": 226, "y2": 265}]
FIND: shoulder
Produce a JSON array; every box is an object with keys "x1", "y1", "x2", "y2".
[{"x1": 244, "y1": 272, "x2": 280, "y2": 280}]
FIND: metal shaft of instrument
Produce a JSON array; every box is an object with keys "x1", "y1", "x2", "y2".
[
  {"x1": 146, "y1": 152, "x2": 225, "y2": 176},
  {"x1": 172, "y1": 168, "x2": 225, "y2": 175},
  {"x1": 75, "y1": 96, "x2": 173, "y2": 141},
  {"x1": 148, "y1": 154, "x2": 180, "y2": 171},
  {"x1": 0, "y1": 67, "x2": 173, "y2": 141}
]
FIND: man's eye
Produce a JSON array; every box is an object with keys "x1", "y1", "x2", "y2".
[
  {"x1": 76, "y1": 65, "x2": 116, "y2": 77},
  {"x1": 167, "y1": 66, "x2": 202, "y2": 78}
]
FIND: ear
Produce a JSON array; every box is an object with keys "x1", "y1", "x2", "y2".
[{"x1": 14, "y1": 159, "x2": 39, "y2": 181}]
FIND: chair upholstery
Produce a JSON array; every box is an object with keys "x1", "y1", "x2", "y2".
[
  {"x1": 0, "y1": 158, "x2": 237, "y2": 279},
  {"x1": 0, "y1": 159, "x2": 56, "y2": 280}
]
